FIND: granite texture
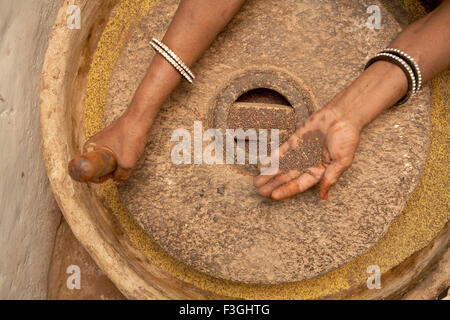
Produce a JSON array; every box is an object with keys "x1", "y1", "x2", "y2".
[{"x1": 102, "y1": 0, "x2": 433, "y2": 284}]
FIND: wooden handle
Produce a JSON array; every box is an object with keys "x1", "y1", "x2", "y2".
[{"x1": 68, "y1": 149, "x2": 117, "y2": 182}]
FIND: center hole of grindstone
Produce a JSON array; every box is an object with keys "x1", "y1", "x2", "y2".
[
  {"x1": 225, "y1": 88, "x2": 296, "y2": 174},
  {"x1": 236, "y1": 88, "x2": 292, "y2": 107}
]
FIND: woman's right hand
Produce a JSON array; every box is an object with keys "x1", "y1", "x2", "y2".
[{"x1": 70, "y1": 110, "x2": 149, "y2": 183}]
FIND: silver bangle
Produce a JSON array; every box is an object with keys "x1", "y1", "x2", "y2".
[
  {"x1": 364, "y1": 52, "x2": 417, "y2": 105},
  {"x1": 150, "y1": 42, "x2": 193, "y2": 83},
  {"x1": 382, "y1": 48, "x2": 422, "y2": 91},
  {"x1": 151, "y1": 38, "x2": 195, "y2": 80}
]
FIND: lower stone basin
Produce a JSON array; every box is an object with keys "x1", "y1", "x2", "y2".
[
  {"x1": 105, "y1": 0, "x2": 431, "y2": 283},
  {"x1": 40, "y1": 0, "x2": 449, "y2": 299}
]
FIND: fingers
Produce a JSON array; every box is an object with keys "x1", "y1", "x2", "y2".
[
  {"x1": 88, "y1": 164, "x2": 133, "y2": 184},
  {"x1": 318, "y1": 160, "x2": 350, "y2": 200},
  {"x1": 83, "y1": 141, "x2": 97, "y2": 153},
  {"x1": 255, "y1": 122, "x2": 325, "y2": 199},
  {"x1": 88, "y1": 165, "x2": 133, "y2": 184},
  {"x1": 253, "y1": 147, "x2": 285, "y2": 187},
  {"x1": 253, "y1": 168, "x2": 281, "y2": 188},
  {"x1": 68, "y1": 148, "x2": 117, "y2": 183},
  {"x1": 257, "y1": 138, "x2": 292, "y2": 170},
  {"x1": 113, "y1": 167, "x2": 134, "y2": 183},
  {"x1": 322, "y1": 148, "x2": 332, "y2": 165},
  {"x1": 90, "y1": 173, "x2": 114, "y2": 184},
  {"x1": 256, "y1": 157, "x2": 351, "y2": 200},
  {"x1": 257, "y1": 170, "x2": 301, "y2": 197},
  {"x1": 77, "y1": 142, "x2": 128, "y2": 183},
  {"x1": 254, "y1": 136, "x2": 300, "y2": 186},
  {"x1": 271, "y1": 166, "x2": 325, "y2": 200}
]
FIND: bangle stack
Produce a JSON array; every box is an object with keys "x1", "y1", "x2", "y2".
[
  {"x1": 364, "y1": 48, "x2": 422, "y2": 105},
  {"x1": 150, "y1": 38, "x2": 195, "y2": 84}
]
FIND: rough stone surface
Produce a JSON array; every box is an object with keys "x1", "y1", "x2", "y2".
[
  {"x1": 104, "y1": 0, "x2": 432, "y2": 283},
  {"x1": 0, "y1": 0, "x2": 61, "y2": 299}
]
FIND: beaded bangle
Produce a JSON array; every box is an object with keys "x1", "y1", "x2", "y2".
[
  {"x1": 151, "y1": 38, "x2": 194, "y2": 84},
  {"x1": 151, "y1": 38, "x2": 195, "y2": 81},
  {"x1": 150, "y1": 41, "x2": 193, "y2": 83},
  {"x1": 381, "y1": 48, "x2": 422, "y2": 91},
  {"x1": 364, "y1": 52, "x2": 416, "y2": 105}
]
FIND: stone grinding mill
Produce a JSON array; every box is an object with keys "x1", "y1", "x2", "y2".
[{"x1": 40, "y1": 0, "x2": 449, "y2": 299}]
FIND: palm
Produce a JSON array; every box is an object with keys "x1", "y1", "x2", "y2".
[
  {"x1": 253, "y1": 108, "x2": 360, "y2": 200},
  {"x1": 325, "y1": 120, "x2": 359, "y2": 170}
]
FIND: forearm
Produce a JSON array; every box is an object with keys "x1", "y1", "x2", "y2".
[
  {"x1": 330, "y1": 0, "x2": 450, "y2": 130},
  {"x1": 125, "y1": 0, "x2": 246, "y2": 129},
  {"x1": 390, "y1": 0, "x2": 450, "y2": 81}
]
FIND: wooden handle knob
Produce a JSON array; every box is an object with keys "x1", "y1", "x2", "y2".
[{"x1": 68, "y1": 149, "x2": 117, "y2": 182}]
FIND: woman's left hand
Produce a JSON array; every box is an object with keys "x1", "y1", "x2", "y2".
[{"x1": 253, "y1": 91, "x2": 362, "y2": 200}]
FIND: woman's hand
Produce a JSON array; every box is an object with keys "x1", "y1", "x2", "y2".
[
  {"x1": 81, "y1": 109, "x2": 149, "y2": 183},
  {"x1": 254, "y1": 57, "x2": 412, "y2": 200},
  {"x1": 255, "y1": 0, "x2": 450, "y2": 200},
  {"x1": 253, "y1": 94, "x2": 361, "y2": 200},
  {"x1": 69, "y1": 0, "x2": 246, "y2": 183}
]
